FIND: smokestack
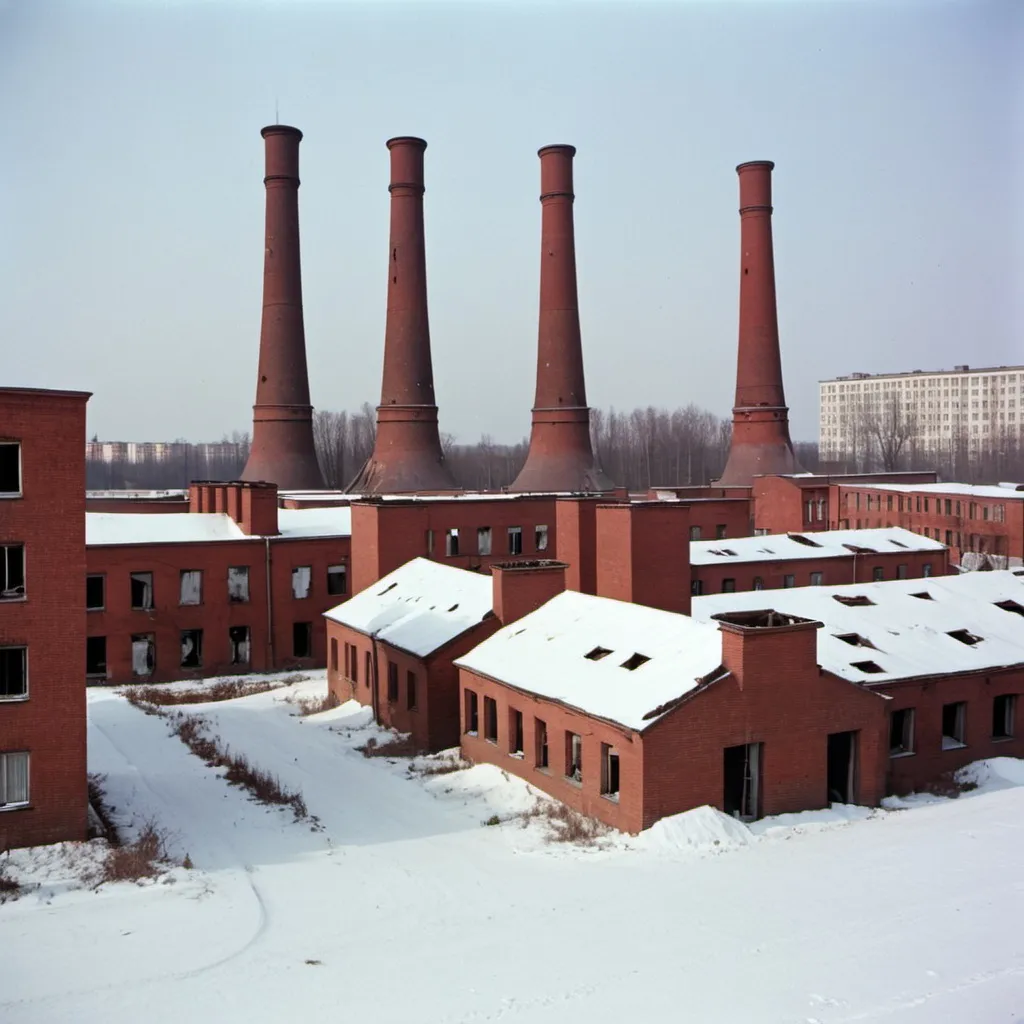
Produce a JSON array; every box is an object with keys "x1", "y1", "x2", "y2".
[
  {"x1": 240, "y1": 126, "x2": 325, "y2": 491},
  {"x1": 509, "y1": 145, "x2": 612, "y2": 494},
  {"x1": 347, "y1": 137, "x2": 455, "y2": 494},
  {"x1": 717, "y1": 160, "x2": 801, "y2": 487}
]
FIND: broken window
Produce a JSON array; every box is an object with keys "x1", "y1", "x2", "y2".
[
  {"x1": 483, "y1": 696, "x2": 498, "y2": 742},
  {"x1": 509, "y1": 708, "x2": 524, "y2": 756},
  {"x1": 992, "y1": 694, "x2": 1016, "y2": 739},
  {"x1": 0, "y1": 443, "x2": 21, "y2": 496},
  {"x1": 783, "y1": 574, "x2": 796, "y2": 588},
  {"x1": 131, "y1": 634, "x2": 155, "y2": 677},
  {"x1": 584, "y1": 646, "x2": 612, "y2": 661},
  {"x1": 835, "y1": 633, "x2": 877, "y2": 649},
  {"x1": 947, "y1": 629, "x2": 982, "y2": 646},
  {"x1": 0, "y1": 751, "x2": 29, "y2": 808},
  {"x1": 86, "y1": 636, "x2": 107, "y2": 677},
  {"x1": 715, "y1": 524, "x2": 727, "y2": 540},
  {"x1": 621, "y1": 652, "x2": 650, "y2": 671},
  {"x1": 535, "y1": 719, "x2": 549, "y2": 769},
  {"x1": 446, "y1": 528, "x2": 460, "y2": 557},
  {"x1": 229, "y1": 626, "x2": 251, "y2": 665},
  {"x1": 179, "y1": 569, "x2": 202, "y2": 606},
  {"x1": 464, "y1": 689, "x2": 479, "y2": 734},
  {"x1": 689, "y1": 525, "x2": 702, "y2": 541},
  {"x1": 292, "y1": 622, "x2": 312, "y2": 659},
  {"x1": 477, "y1": 527, "x2": 492, "y2": 555},
  {"x1": 330, "y1": 638, "x2": 339, "y2": 672},
  {"x1": 406, "y1": 670, "x2": 417, "y2": 710},
  {"x1": 0, "y1": 544, "x2": 24, "y2": 600},
  {"x1": 896, "y1": 564, "x2": 908, "y2": 580},
  {"x1": 723, "y1": 743, "x2": 760, "y2": 820},
  {"x1": 691, "y1": 579, "x2": 704, "y2": 596},
  {"x1": 425, "y1": 529, "x2": 434, "y2": 555},
  {"x1": 995, "y1": 600, "x2": 1024, "y2": 618},
  {"x1": 752, "y1": 576, "x2": 764, "y2": 591},
  {"x1": 130, "y1": 572, "x2": 154, "y2": 611},
  {"x1": 851, "y1": 659, "x2": 884, "y2": 674},
  {"x1": 86, "y1": 574, "x2": 105, "y2": 610},
  {"x1": 180, "y1": 629, "x2": 203, "y2": 668},
  {"x1": 508, "y1": 526, "x2": 523, "y2": 556},
  {"x1": 810, "y1": 571, "x2": 823, "y2": 586},
  {"x1": 827, "y1": 731, "x2": 857, "y2": 804},
  {"x1": 535, "y1": 525, "x2": 549, "y2": 551},
  {"x1": 601, "y1": 743, "x2": 620, "y2": 800},
  {"x1": 872, "y1": 567, "x2": 884, "y2": 581},
  {"x1": 833, "y1": 594, "x2": 875, "y2": 607},
  {"x1": 291, "y1": 566, "x2": 312, "y2": 599},
  {"x1": 387, "y1": 662, "x2": 399, "y2": 703},
  {"x1": 565, "y1": 732, "x2": 582, "y2": 783},
  {"x1": 889, "y1": 708, "x2": 914, "y2": 756},
  {"x1": 326, "y1": 564, "x2": 347, "y2": 596},
  {"x1": 227, "y1": 566, "x2": 250, "y2": 603},
  {"x1": 0, "y1": 647, "x2": 28, "y2": 699},
  {"x1": 941, "y1": 701, "x2": 967, "y2": 750},
  {"x1": 722, "y1": 578, "x2": 736, "y2": 593},
  {"x1": 922, "y1": 563, "x2": 933, "y2": 577}
]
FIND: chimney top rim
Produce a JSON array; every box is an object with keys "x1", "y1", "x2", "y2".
[
  {"x1": 387, "y1": 136, "x2": 428, "y2": 150},
  {"x1": 538, "y1": 144, "x2": 576, "y2": 158},
  {"x1": 736, "y1": 159, "x2": 775, "y2": 173},
  {"x1": 261, "y1": 124, "x2": 303, "y2": 140}
]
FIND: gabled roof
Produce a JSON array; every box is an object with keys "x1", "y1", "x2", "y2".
[
  {"x1": 456, "y1": 591, "x2": 724, "y2": 732},
  {"x1": 690, "y1": 527, "x2": 944, "y2": 566},
  {"x1": 693, "y1": 570, "x2": 1024, "y2": 684},
  {"x1": 324, "y1": 557, "x2": 494, "y2": 658}
]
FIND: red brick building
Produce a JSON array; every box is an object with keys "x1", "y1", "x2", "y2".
[
  {"x1": 1, "y1": 387, "x2": 91, "y2": 850},
  {"x1": 85, "y1": 481, "x2": 352, "y2": 684},
  {"x1": 326, "y1": 558, "x2": 567, "y2": 751}
]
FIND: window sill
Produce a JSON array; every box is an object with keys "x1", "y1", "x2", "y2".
[
  {"x1": 535, "y1": 765, "x2": 550, "y2": 775},
  {"x1": 0, "y1": 802, "x2": 30, "y2": 812},
  {"x1": 484, "y1": 738, "x2": 498, "y2": 746},
  {"x1": 941, "y1": 739, "x2": 967, "y2": 751},
  {"x1": 991, "y1": 735, "x2": 1015, "y2": 743},
  {"x1": 601, "y1": 792, "x2": 620, "y2": 804},
  {"x1": 508, "y1": 751, "x2": 524, "y2": 760},
  {"x1": 465, "y1": 731, "x2": 478, "y2": 738},
  {"x1": 564, "y1": 776, "x2": 582, "y2": 788},
  {"x1": 0, "y1": 494, "x2": 23, "y2": 500},
  {"x1": 889, "y1": 750, "x2": 916, "y2": 759},
  {"x1": 0, "y1": 695, "x2": 29, "y2": 703},
  {"x1": 86, "y1": 673, "x2": 108, "y2": 680},
  {"x1": 0, "y1": 595, "x2": 26, "y2": 604},
  {"x1": 86, "y1": 607, "x2": 105, "y2": 613}
]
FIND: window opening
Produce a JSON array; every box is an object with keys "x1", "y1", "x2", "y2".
[
  {"x1": 620, "y1": 652, "x2": 650, "y2": 671},
  {"x1": 86, "y1": 636, "x2": 107, "y2": 677},
  {"x1": 992, "y1": 694, "x2": 1015, "y2": 739},
  {"x1": 477, "y1": 527, "x2": 492, "y2": 556},
  {"x1": 0, "y1": 443, "x2": 21, "y2": 496},
  {"x1": 446, "y1": 528, "x2": 460, "y2": 557},
  {"x1": 293, "y1": 622, "x2": 312, "y2": 659},
  {"x1": 228, "y1": 566, "x2": 250, "y2": 603},
  {"x1": 723, "y1": 743, "x2": 760, "y2": 820},
  {"x1": 585, "y1": 646, "x2": 612, "y2": 661},
  {"x1": 229, "y1": 625, "x2": 251, "y2": 665},
  {"x1": 326, "y1": 564, "x2": 348, "y2": 596},
  {"x1": 0, "y1": 646, "x2": 28, "y2": 699},
  {"x1": 601, "y1": 744, "x2": 620, "y2": 799},
  {"x1": 941, "y1": 701, "x2": 966, "y2": 749},
  {"x1": 179, "y1": 569, "x2": 202, "y2": 606},
  {"x1": 947, "y1": 629, "x2": 982, "y2": 646},
  {"x1": 722, "y1": 578, "x2": 736, "y2": 593},
  {"x1": 406, "y1": 671, "x2": 417, "y2": 710},
  {"x1": 535, "y1": 719, "x2": 549, "y2": 768},
  {"x1": 0, "y1": 545, "x2": 25, "y2": 600},
  {"x1": 508, "y1": 526, "x2": 523, "y2": 556},
  {"x1": 826, "y1": 731, "x2": 857, "y2": 804},
  {"x1": 483, "y1": 696, "x2": 498, "y2": 742},
  {"x1": 291, "y1": 566, "x2": 312, "y2": 599},
  {"x1": 387, "y1": 662, "x2": 399, "y2": 703},
  {"x1": 889, "y1": 708, "x2": 914, "y2": 755},
  {"x1": 465, "y1": 690, "x2": 479, "y2": 734},
  {"x1": 86, "y1": 574, "x2": 105, "y2": 610},
  {"x1": 0, "y1": 751, "x2": 29, "y2": 808},
  {"x1": 180, "y1": 629, "x2": 203, "y2": 668},
  {"x1": 130, "y1": 571, "x2": 154, "y2": 610},
  {"x1": 131, "y1": 634, "x2": 155, "y2": 677},
  {"x1": 535, "y1": 525, "x2": 549, "y2": 551},
  {"x1": 565, "y1": 732, "x2": 582, "y2": 783},
  {"x1": 509, "y1": 708, "x2": 524, "y2": 756},
  {"x1": 851, "y1": 659, "x2": 884, "y2": 674}
]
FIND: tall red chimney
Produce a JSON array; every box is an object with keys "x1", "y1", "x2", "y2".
[
  {"x1": 240, "y1": 125, "x2": 325, "y2": 491},
  {"x1": 717, "y1": 160, "x2": 801, "y2": 487},
  {"x1": 509, "y1": 145, "x2": 612, "y2": 494},
  {"x1": 347, "y1": 137, "x2": 455, "y2": 494}
]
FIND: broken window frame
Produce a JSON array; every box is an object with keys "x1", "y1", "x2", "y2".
[
  {"x1": 783, "y1": 574, "x2": 796, "y2": 588},
  {"x1": 535, "y1": 525, "x2": 549, "y2": 552},
  {"x1": 86, "y1": 636, "x2": 107, "y2": 678},
  {"x1": 445, "y1": 528, "x2": 460, "y2": 557},
  {"x1": 326, "y1": 564, "x2": 348, "y2": 597},
  {"x1": 992, "y1": 694, "x2": 1016, "y2": 740},
  {"x1": 130, "y1": 571, "x2": 154, "y2": 611},
  {"x1": 477, "y1": 527, "x2": 492, "y2": 556},
  {"x1": 724, "y1": 742, "x2": 760, "y2": 821},
  {"x1": 180, "y1": 629, "x2": 203, "y2": 669},
  {"x1": 131, "y1": 633, "x2": 155, "y2": 678},
  {"x1": 508, "y1": 708, "x2": 524, "y2": 757},
  {"x1": 292, "y1": 622, "x2": 313, "y2": 659},
  {"x1": 483, "y1": 696, "x2": 498, "y2": 743},
  {"x1": 0, "y1": 751, "x2": 30, "y2": 808},
  {"x1": 535, "y1": 718, "x2": 549, "y2": 769},
  {"x1": 810, "y1": 571, "x2": 824, "y2": 586},
  {"x1": 86, "y1": 573, "x2": 105, "y2": 611},
  {"x1": 464, "y1": 689, "x2": 479, "y2": 735},
  {"x1": 227, "y1": 566, "x2": 250, "y2": 603},
  {"x1": 752, "y1": 576, "x2": 764, "y2": 591},
  {"x1": 600, "y1": 743, "x2": 620, "y2": 800},
  {"x1": 0, "y1": 442, "x2": 22, "y2": 498},
  {"x1": 507, "y1": 526, "x2": 523, "y2": 556},
  {"x1": 0, "y1": 544, "x2": 25, "y2": 601},
  {"x1": 179, "y1": 569, "x2": 203, "y2": 606},
  {"x1": 387, "y1": 662, "x2": 399, "y2": 703},
  {"x1": 721, "y1": 578, "x2": 736, "y2": 593},
  {"x1": 0, "y1": 646, "x2": 28, "y2": 700},
  {"x1": 229, "y1": 625, "x2": 251, "y2": 666},
  {"x1": 565, "y1": 732, "x2": 583, "y2": 784},
  {"x1": 715, "y1": 524, "x2": 727, "y2": 540},
  {"x1": 889, "y1": 708, "x2": 915, "y2": 757},
  {"x1": 922, "y1": 563, "x2": 933, "y2": 578},
  {"x1": 291, "y1": 566, "x2": 312, "y2": 600},
  {"x1": 406, "y1": 670, "x2": 417, "y2": 710},
  {"x1": 691, "y1": 579, "x2": 704, "y2": 596},
  {"x1": 941, "y1": 701, "x2": 967, "y2": 750}
]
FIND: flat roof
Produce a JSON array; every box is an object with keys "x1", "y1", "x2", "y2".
[{"x1": 854, "y1": 482, "x2": 1024, "y2": 501}]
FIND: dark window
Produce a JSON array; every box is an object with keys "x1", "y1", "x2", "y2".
[
  {"x1": 752, "y1": 576, "x2": 764, "y2": 591},
  {"x1": 446, "y1": 529, "x2": 460, "y2": 557},
  {"x1": 896, "y1": 564, "x2": 908, "y2": 580},
  {"x1": 535, "y1": 718, "x2": 548, "y2": 768},
  {"x1": 889, "y1": 708, "x2": 914, "y2": 755},
  {"x1": 941, "y1": 702, "x2": 966, "y2": 749},
  {"x1": 86, "y1": 636, "x2": 107, "y2": 677},
  {"x1": 483, "y1": 696, "x2": 498, "y2": 742},
  {"x1": 601, "y1": 743, "x2": 620, "y2": 799},
  {"x1": 330, "y1": 638, "x2": 339, "y2": 672},
  {"x1": 131, "y1": 634, "x2": 155, "y2": 677},
  {"x1": 130, "y1": 571, "x2": 154, "y2": 610},
  {"x1": 508, "y1": 526, "x2": 523, "y2": 556},
  {"x1": 992, "y1": 695, "x2": 1015, "y2": 739},
  {"x1": 229, "y1": 626, "x2": 250, "y2": 665},
  {"x1": 783, "y1": 574, "x2": 796, "y2": 588},
  {"x1": 364, "y1": 651, "x2": 372, "y2": 688},
  {"x1": 715, "y1": 524, "x2": 727, "y2": 539},
  {"x1": 722, "y1": 578, "x2": 736, "y2": 593},
  {"x1": 509, "y1": 708, "x2": 524, "y2": 755},
  {"x1": 689, "y1": 526, "x2": 702, "y2": 541},
  {"x1": 565, "y1": 732, "x2": 582, "y2": 783},
  {"x1": 0, "y1": 647, "x2": 28, "y2": 698},
  {"x1": 228, "y1": 566, "x2": 250, "y2": 603},
  {"x1": 922, "y1": 563, "x2": 933, "y2": 577},
  {"x1": 810, "y1": 572, "x2": 823, "y2": 586},
  {"x1": 944, "y1": 499, "x2": 952, "y2": 516},
  {"x1": 86, "y1": 574, "x2": 105, "y2": 610},
  {"x1": 292, "y1": 622, "x2": 312, "y2": 659},
  {"x1": 349, "y1": 644, "x2": 358, "y2": 683},
  {"x1": 0, "y1": 443, "x2": 21, "y2": 496},
  {"x1": 1, "y1": 545, "x2": 25, "y2": 600},
  {"x1": 723, "y1": 743, "x2": 760, "y2": 820},
  {"x1": 180, "y1": 629, "x2": 203, "y2": 668},
  {"x1": 465, "y1": 690, "x2": 479, "y2": 734},
  {"x1": 387, "y1": 662, "x2": 399, "y2": 703},
  {"x1": 406, "y1": 670, "x2": 417, "y2": 710},
  {"x1": 425, "y1": 529, "x2": 434, "y2": 555},
  {"x1": 326, "y1": 564, "x2": 347, "y2": 596},
  {"x1": 947, "y1": 629, "x2": 982, "y2": 646},
  {"x1": 691, "y1": 579, "x2": 704, "y2": 596},
  {"x1": 945, "y1": 530, "x2": 953, "y2": 546}
]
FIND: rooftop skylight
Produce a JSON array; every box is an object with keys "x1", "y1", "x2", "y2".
[
  {"x1": 833, "y1": 595, "x2": 876, "y2": 607},
  {"x1": 788, "y1": 534, "x2": 823, "y2": 547},
  {"x1": 910, "y1": 592, "x2": 933, "y2": 600},
  {"x1": 834, "y1": 633, "x2": 877, "y2": 649},
  {"x1": 620, "y1": 653, "x2": 651, "y2": 671},
  {"x1": 947, "y1": 629, "x2": 983, "y2": 646},
  {"x1": 851, "y1": 659, "x2": 884, "y2": 674},
  {"x1": 994, "y1": 599, "x2": 1024, "y2": 618},
  {"x1": 584, "y1": 646, "x2": 612, "y2": 661}
]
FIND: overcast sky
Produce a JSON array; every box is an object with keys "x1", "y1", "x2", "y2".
[{"x1": 2, "y1": 0, "x2": 1020, "y2": 445}]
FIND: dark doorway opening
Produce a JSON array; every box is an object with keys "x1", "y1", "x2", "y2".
[
  {"x1": 723, "y1": 743, "x2": 761, "y2": 821},
  {"x1": 827, "y1": 731, "x2": 857, "y2": 804}
]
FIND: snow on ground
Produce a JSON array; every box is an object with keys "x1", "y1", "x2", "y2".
[{"x1": 2, "y1": 673, "x2": 1023, "y2": 1023}]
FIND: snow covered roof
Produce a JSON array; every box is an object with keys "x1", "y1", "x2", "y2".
[
  {"x1": 693, "y1": 570, "x2": 1024, "y2": 685},
  {"x1": 277, "y1": 507, "x2": 352, "y2": 539},
  {"x1": 690, "y1": 527, "x2": 944, "y2": 566},
  {"x1": 456, "y1": 591, "x2": 724, "y2": 732},
  {"x1": 86, "y1": 512, "x2": 247, "y2": 546},
  {"x1": 856, "y1": 482, "x2": 1024, "y2": 501},
  {"x1": 86, "y1": 489, "x2": 188, "y2": 499},
  {"x1": 324, "y1": 557, "x2": 494, "y2": 657}
]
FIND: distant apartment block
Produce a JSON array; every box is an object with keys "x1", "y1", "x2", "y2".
[
  {"x1": 819, "y1": 364, "x2": 1024, "y2": 463},
  {"x1": 86, "y1": 441, "x2": 245, "y2": 464}
]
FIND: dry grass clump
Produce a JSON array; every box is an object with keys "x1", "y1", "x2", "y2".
[
  {"x1": 412, "y1": 754, "x2": 472, "y2": 777},
  {"x1": 919, "y1": 770, "x2": 979, "y2": 800},
  {"x1": 125, "y1": 678, "x2": 277, "y2": 707},
  {"x1": 94, "y1": 821, "x2": 173, "y2": 884},
  {"x1": 0, "y1": 862, "x2": 20, "y2": 903},
  {"x1": 289, "y1": 690, "x2": 341, "y2": 717},
  {"x1": 87, "y1": 773, "x2": 121, "y2": 843},
  {"x1": 358, "y1": 735, "x2": 421, "y2": 759},
  {"x1": 515, "y1": 799, "x2": 610, "y2": 845}
]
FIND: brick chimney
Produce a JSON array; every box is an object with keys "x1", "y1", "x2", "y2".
[
  {"x1": 189, "y1": 481, "x2": 279, "y2": 536},
  {"x1": 510, "y1": 145, "x2": 612, "y2": 494},
  {"x1": 347, "y1": 137, "x2": 456, "y2": 494},
  {"x1": 491, "y1": 559, "x2": 568, "y2": 625},
  {"x1": 555, "y1": 495, "x2": 620, "y2": 594},
  {"x1": 240, "y1": 126, "x2": 325, "y2": 491},
  {"x1": 718, "y1": 161, "x2": 801, "y2": 486},
  {"x1": 595, "y1": 502, "x2": 691, "y2": 615},
  {"x1": 712, "y1": 609, "x2": 821, "y2": 685}
]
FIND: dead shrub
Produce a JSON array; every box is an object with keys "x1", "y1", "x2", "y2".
[
  {"x1": 412, "y1": 755, "x2": 471, "y2": 777},
  {"x1": 95, "y1": 820, "x2": 173, "y2": 885},
  {"x1": 87, "y1": 773, "x2": 121, "y2": 844},
  {"x1": 920, "y1": 770, "x2": 979, "y2": 800},
  {"x1": 289, "y1": 691, "x2": 340, "y2": 717},
  {"x1": 281, "y1": 673, "x2": 310, "y2": 685},
  {"x1": 125, "y1": 678, "x2": 276, "y2": 707},
  {"x1": 358, "y1": 735, "x2": 421, "y2": 759},
  {"x1": 0, "y1": 863, "x2": 20, "y2": 903},
  {"x1": 514, "y1": 799, "x2": 610, "y2": 845}
]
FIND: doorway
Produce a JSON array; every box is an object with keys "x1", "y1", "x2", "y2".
[
  {"x1": 723, "y1": 743, "x2": 761, "y2": 821},
  {"x1": 827, "y1": 731, "x2": 857, "y2": 805}
]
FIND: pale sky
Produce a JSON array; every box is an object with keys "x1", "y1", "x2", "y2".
[{"x1": 2, "y1": 0, "x2": 1020, "y2": 445}]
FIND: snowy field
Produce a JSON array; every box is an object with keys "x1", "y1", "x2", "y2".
[{"x1": 2, "y1": 671, "x2": 1023, "y2": 1023}]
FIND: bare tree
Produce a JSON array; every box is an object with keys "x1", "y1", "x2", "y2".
[{"x1": 859, "y1": 393, "x2": 918, "y2": 472}]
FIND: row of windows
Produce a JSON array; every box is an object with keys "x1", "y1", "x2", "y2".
[
  {"x1": 691, "y1": 563, "x2": 931, "y2": 596},
  {"x1": 432, "y1": 524, "x2": 546, "y2": 559},
  {"x1": 889, "y1": 695, "x2": 1016, "y2": 756},
  {"x1": 846, "y1": 493, "x2": 1007, "y2": 522},
  {"x1": 333, "y1": 641, "x2": 419, "y2": 710},
  {"x1": 690, "y1": 524, "x2": 729, "y2": 541},
  {"x1": 463, "y1": 690, "x2": 621, "y2": 799},
  {"x1": 86, "y1": 563, "x2": 348, "y2": 612}
]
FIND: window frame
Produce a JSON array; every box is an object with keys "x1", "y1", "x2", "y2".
[
  {"x1": 326, "y1": 563, "x2": 348, "y2": 597},
  {"x1": 0, "y1": 645, "x2": 29, "y2": 701},
  {"x1": 86, "y1": 573, "x2": 106, "y2": 611},
  {"x1": 0, "y1": 442, "x2": 23, "y2": 499},
  {"x1": 889, "y1": 707, "x2": 915, "y2": 757},
  {"x1": 0, "y1": 750, "x2": 30, "y2": 809},
  {"x1": 0, "y1": 543, "x2": 25, "y2": 601}
]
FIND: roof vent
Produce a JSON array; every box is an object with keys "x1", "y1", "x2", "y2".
[
  {"x1": 851, "y1": 659, "x2": 884, "y2": 674},
  {"x1": 788, "y1": 533, "x2": 823, "y2": 547},
  {"x1": 994, "y1": 599, "x2": 1024, "y2": 618},
  {"x1": 584, "y1": 646, "x2": 612, "y2": 661},
  {"x1": 910, "y1": 592, "x2": 933, "y2": 600},
  {"x1": 947, "y1": 629, "x2": 982, "y2": 646},
  {"x1": 834, "y1": 632, "x2": 877, "y2": 649},
  {"x1": 888, "y1": 539, "x2": 908, "y2": 549},
  {"x1": 842, "y1": 543, "x2": 877, "y2": 554},
  {"x1": 833, "y1": 594, "x2": 876, "y2": 607},
  {"x1": 620, "y1": 652, "x2": 650, "y2": 671}
]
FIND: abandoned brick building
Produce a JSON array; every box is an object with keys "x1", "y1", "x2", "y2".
[{"x1": 1, "y1": 387, "x2": 91, "y2": 851}]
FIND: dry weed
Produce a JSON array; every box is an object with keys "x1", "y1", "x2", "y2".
[
  {"x1": 358, "y1": 735, "x2": 421, "y2": 759},
  {"x1": 289, "y1": 691, "x2": 340, "y2": 717},
  {"x1": 514, "y1": 799, "x2": 610, "y2": 845},
  {"x1": 95, "y1": 821, "x2": 173, "y2": 885},
  {"x1": 125, "y1": 678, "x2": 276, "y2": 707}
]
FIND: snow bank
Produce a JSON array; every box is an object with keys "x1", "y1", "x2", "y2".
[
  {"x1": 748, "y1": 803, "x2": 876, "y2": 836},
  {"x1": 956, "y1": 756, "x2": 1024, "y2": 792},
  {"x1": 632, "y1": 805, "x2": 752, "y2": 854},
  {"x1": 422, "y1": 763, "x2": 540, "y2": 820}
]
